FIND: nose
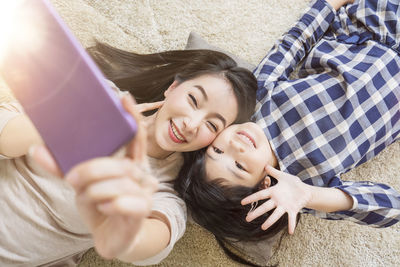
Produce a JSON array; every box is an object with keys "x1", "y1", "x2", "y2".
[
  {"x1": 229, "y1": 139, "x2": 245, "y2": 153},
  {"x1": 182, "y1": 116, "x2": 201, "y2": 135}
]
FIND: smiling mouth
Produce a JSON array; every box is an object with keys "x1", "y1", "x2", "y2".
[
  {"x1": 237, "y1": 131, "x2": 256, "y2": 148},
  {"x1": 169, "y1": 120, "x2": 187, "y2": 143}
]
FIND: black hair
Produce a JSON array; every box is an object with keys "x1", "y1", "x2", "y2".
[
  {"x1": 87, "y1": 42, "x2": 257, "y2": 123},
  {"x1": 174, "y1": 149, "x2": 288, "y2": 244}
]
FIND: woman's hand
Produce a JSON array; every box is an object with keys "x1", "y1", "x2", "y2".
[
  {"x1": 241, "y1": 165, "x2": 312, "y2": 235},
  {"x1": 66, "y1": 157, "x2": 157, "y2": 259},
  {"x1": 32, "y1": 94, "x2": 163, "y2": 259},
  {"x1": 32, "y1": 95, "x2": 164, "y2": 176},
  {"x1": 121, "y1": 95, "x2": 164, "y2": 164}
]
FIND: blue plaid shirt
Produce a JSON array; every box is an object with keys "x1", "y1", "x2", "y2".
[{"x1": 253, "y1": 0, "x2": 400, "y2": 227}]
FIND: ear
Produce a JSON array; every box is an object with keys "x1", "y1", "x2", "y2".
[
  {"x1": 164, "y1": 80, "x2": 179, "y2": 98},
  {"x1": 259, "y1": 175, "x2": 272, "y2": 189}
]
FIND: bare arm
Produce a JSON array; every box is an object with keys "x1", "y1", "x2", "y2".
[
  {"x1": 32, "y1": 95, "x2": 170, "y2": 262},
  {"x1": 118, "y1": 212, "x2": 170, "y2": 262},
  {"x1": 242, "y1": 166, "x2": 353, "y2": 234},
  {"x1": 305, "y1": 184, "x2": 353, "y2": 212}
]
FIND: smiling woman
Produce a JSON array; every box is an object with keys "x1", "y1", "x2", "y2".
[
  {"x1": 62, "y1": 44, "x2": 258, "y2": 264},
  {"x1": 152, "y1": 75, "x2": 238, "y2": 158},
  {"x1": 88, "y1": 42, "x2": 257, "y2": 158}
]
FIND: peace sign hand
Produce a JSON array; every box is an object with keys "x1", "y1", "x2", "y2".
[{"x1": 120, "y1": 95, "x2": 163, "y2": 168}]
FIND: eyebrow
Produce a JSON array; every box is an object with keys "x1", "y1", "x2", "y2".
[
  {"x1": 206, "y1": 151, "x2": 245, "y2": 180},
  {"x1": 194, "y1": 85, "x2": 208, "y2": 101},
  {"x1": 194, "y1": 85, "x2": 227, "y2": 127}
]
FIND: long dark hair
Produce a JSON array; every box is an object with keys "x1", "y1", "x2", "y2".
[
  {"x1": 87, "y1": 42, "x2": 257, "y2": 123},
  {"x1": 174, "y1": 149, "x2": 288, "y2": 243}
]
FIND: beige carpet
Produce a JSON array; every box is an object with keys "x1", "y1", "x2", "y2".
[{"x1": 46, "y1": 0, "x2": 400, "y2": 266}]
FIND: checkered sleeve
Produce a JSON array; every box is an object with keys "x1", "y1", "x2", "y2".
[
  {"x1": 253, "y1": 0, "x2": 335, "y2": 98},
  {"x1": 303, "y1": 180, "x2": 400, "y2": 227}
]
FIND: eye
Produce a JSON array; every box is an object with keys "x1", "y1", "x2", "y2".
[
  {"x1": 213, "y1": 146, "x2": 223, "y2": 154},
  {"x1": 207, "y1": 121, "x2": 218, "y2": 132},
  {"x1": 189, "y1": 94, "x2": 198, "y2": 108},
  {"x1": 235, "y1": 161, "x2": 247, "y2": 172}
]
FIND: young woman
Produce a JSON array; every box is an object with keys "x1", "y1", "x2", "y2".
[
  {"x1": 0, "y1": 46, "x2": 257, "y2": 265},
  {"x1": 175, "y1": 0, "x2": 400, "y2": 246}
]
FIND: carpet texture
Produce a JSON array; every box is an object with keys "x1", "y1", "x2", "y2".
[{"x1": 47, "y1": 0, "x2": 400, "y2": 266}]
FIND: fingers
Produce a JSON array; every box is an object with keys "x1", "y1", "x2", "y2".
[
  {"x1": 288, "y1": 212, "x2": 298, "y2": 235},
  {"x1": 121, "y1": 94, "x2": 141, "y2": 121},
  {"x1": 66, "y1": 158, "x2": 130, "y2": 189},
  {"x1": 96, "y1": 195, "x2": 151, "y2": 217},
  {"x1": 246, "y1": 199, "x2": 275, "y2": 222},
  {"x1": 135, "y1": 101, "x2": 164, "y2": 113},
  {"x1": 129, "y1": 118, "x2": 148, "y2": 164},
  {"x1": 31, "y1": 145, "x2": 63, "y2": 177},
  {"x1": 121, "y1": 95, "x2": 148, "y2": 163},
  {"x1": 78, "y1": 175, "x2": 154, "y2": 217},
  {"x1": 261, "y1": 206, "x2": 285, "y2": 231},
  {"x1": 264, "y1": 165, "x2": 281, "y2": 179},
  {"x1": 66, "y1": 157, "x2": 157, "y2": 193},
  {"x1": 121, "y1": 94, "x2": 163, "y2": 116},
  {"x1": 241, "y1": 189, "x2": 271, "y2": 205},
  {"x1": 86, "y1": 177, "x2": 147, "y2": 201}
]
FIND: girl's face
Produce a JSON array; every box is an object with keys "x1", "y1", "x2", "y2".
[
  {"x1": 205, "y1": 122, "x2": 277, "y2": 187},
  {"x1": 154, "y1": 74, "x2": 239, "y2": 152}
]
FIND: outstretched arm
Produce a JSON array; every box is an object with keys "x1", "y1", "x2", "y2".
[
  {"x1": 242, "y1": 166, "x2": 354, "y2": 234},
  {"x1": 254, "y1": 0, "x2": 340, "y2": 93},
  {"x1": 304, "y1": 179, "x2": 400, "y2": 227},
  {"x1": 253, "y1": 0, "x2": 355, "y2": 111},
  {"x1": 242, "y1": 165, "x2": 400, "y2": 234},
  {"x1": 33, "y1": 95, "x2": 175, "y2": 263}
]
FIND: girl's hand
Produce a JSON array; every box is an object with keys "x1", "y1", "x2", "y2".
[
  {"x1": 32, "y1": 94, "x2": 163, "y2": 259},
  {"x1": 241, "y1": 165, "x2": 312, "y2": 235}
]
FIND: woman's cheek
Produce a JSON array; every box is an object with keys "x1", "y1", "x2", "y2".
[{"x1": 198, "y1": 130, "x2": 216, "y2": 149}]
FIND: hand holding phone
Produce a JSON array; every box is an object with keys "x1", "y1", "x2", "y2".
[
  {"x1": 33, "y1": 94, "x2": 163, "y2": 177},
  {"x1": 32, "y1": 95, "x2": 163, "y2": 259}
]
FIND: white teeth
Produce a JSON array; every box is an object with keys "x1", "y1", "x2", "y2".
[
  {"x1": 239, "y1": 133, "x2": 255, "y2": 148},
  {"x1": 171, "y1": 122, "x2": 185, "y2": 141}
]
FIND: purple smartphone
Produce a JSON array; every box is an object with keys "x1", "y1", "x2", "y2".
[{"x1": 0, "y1": 0, "x2": 137, "y2": 174}]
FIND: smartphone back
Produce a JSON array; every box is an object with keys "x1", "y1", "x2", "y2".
[{"x1": 0, "y1": 0, "x2": 137, "y2": 173}]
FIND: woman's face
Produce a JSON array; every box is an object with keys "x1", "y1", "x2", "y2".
[
  {"x1": 205, "y1": 122, "x2": 277, "y2": 187},
  {"x1": 154, "y1": 74, "x2": 239, "y2": 152}
]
